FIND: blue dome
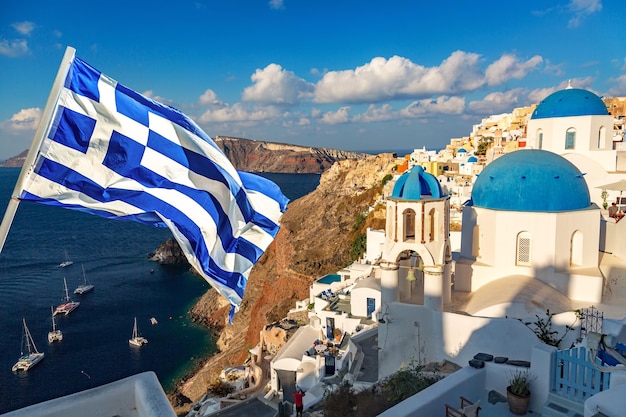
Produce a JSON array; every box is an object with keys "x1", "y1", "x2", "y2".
[
  {"x1": 531, "y1": 88, "x2": 608, "y2": 119},
  {"x1": 467, "y1": 156, "x2": 478, "y2": 163},
  {"x1": 458, "y1": 148, "x2": 467, "y2": 153},
  {"x1": 391, "y1": 166, "x2": 444, "y2": 200},
  {"x1": 470, "y1": 150, "x2": 590, "y2": 212}
]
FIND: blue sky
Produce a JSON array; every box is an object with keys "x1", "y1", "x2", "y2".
[{"x1": 0, "y1": 0, "x2": 624, "y2": 160}]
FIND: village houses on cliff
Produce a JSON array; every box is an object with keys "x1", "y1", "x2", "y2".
[{"x1": 254, "y1": 85, "x2": 626, "y2": 417}]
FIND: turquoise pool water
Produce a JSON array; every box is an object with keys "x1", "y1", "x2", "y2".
[{"x1": 317, "y1": 274, "x2": 341, "y2": 284}]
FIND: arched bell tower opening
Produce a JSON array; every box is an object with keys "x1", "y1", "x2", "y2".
[{"x1": 380, "y1": 165, "x2": 451, "y2": 311}]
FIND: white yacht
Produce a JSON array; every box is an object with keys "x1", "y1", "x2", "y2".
[
  {"x1": 129, "y1": 317, "x2": 148, "y2": 347},
  {"x1": 74, "y1": 264, "x2": 94, "y2": 294},
  {"x1": 48, "y1": 306, "x2": 63, "y2": 343},
  {"x1": 13, "y1": 318, "x2": 45, "y2": 372}
]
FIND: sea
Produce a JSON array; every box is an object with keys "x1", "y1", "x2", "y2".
[{"x1": 0, "y1": 168, "x2": 321, "y2": 414}]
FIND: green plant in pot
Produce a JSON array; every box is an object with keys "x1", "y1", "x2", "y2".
[{"x1": 506, "y1": 369, "x2": 535, "y2": 415}]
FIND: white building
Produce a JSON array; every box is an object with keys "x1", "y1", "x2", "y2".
[
  {"x1": 454, "y1": 149, "x2": 604, "y2": 311},
  {"x1": 525, "y1": 84, "x2": 626, "y2": 208}
]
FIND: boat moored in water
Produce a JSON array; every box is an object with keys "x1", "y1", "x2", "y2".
[
  {"x1": 54, "y1": 277, "x2": 80, "y2": 316},
  {"x1": 13, "y1": 318, "x2": 44, "y2": 372}
]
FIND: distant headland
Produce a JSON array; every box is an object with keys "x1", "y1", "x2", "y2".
[{"x1": 0, "y1": 136, "x2": 372, "y2": 173}]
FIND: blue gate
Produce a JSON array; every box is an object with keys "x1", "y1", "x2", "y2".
[{"x1": 554, "y1": 346, "x2": 611, "y2": 402}]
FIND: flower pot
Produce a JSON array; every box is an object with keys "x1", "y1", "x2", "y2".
[{"x1": 506, "y1": 385, "x2": 530, "y2": 415}]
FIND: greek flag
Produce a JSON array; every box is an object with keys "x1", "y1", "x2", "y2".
[{"x1": 17, "y1": 51, "x2": 288, "y2": 320}]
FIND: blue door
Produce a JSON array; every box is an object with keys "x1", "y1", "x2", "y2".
[
  {"x1": 326, "y1": 317, "x2": 335, "y2": 339},
  {"x1": 367, "y1": 297, "x2": 376, "y2": 317}
]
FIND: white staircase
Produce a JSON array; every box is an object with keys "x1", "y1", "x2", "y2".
[{"x1": 541, "y1": 393, "x2": 584, "y2": 417}]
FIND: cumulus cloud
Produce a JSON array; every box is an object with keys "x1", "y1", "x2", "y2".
[
  {"x1": 314, "y1": 51, "x2": 542, "y2": 104},
  {"x1": 568, "y1": 0, "x2": 602, "y2": 28},
  {"x1": 242, "y1": 63, "x2": 314, "y2": 105},
  {"x1": 485, "y1": 54, "x2": 543, "y2": 86},
  {"x1": 606, "y1": 74, "x2": 626, "y2": 96},
  {"x1": 319, "y1": 107, "x2": 351, "y2": 125},
  {"x1": 0, "y1": 39, "x2": 29, "y2": 57},
  {"x1": 468, "y1": 89, "x2": 525, "y2": 114},
  {"x1": 2, "y1": 107, "x2": 42, "y2": 132},
  {"x1": 198, "y1": 102, "x2": 281, "y2": 123},
  {"x1": 314, "y1": 53, "x2": 482, "y2": 104},
  {"x1": 11, "y1": 21, "x2": 35, "y2": 36},
  {"x1": 199, "y1": 89, "x2": 228, "y2": 108},
  {"x1": 401, "y1": 96, "x2": 466, "y2": 117},
  {"x1": 527, "y1": 77, "x2": 594, "y2": 103}
]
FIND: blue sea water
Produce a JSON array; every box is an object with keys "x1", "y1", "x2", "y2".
[{"x1": 0, "y1": 168, "x2": 320, "y2": 414}]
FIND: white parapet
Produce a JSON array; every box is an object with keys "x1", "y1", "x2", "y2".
[{"x1": 1, "y1": 372, "x2": 175, "y2": 417}]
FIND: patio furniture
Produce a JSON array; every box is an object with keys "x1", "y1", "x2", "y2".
[{"x1": 445, "y1": 396, "x2": 481, "y2": 417}]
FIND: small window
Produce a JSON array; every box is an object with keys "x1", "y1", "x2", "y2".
[
  {"x1": 472, "y1": 225, "x2": 480, "y2": 258},
  {"x1": 565, "y1": 128, "x2": 576, "y2": 150},
  {"x1": 538, "y1": 130, "x2": 543, "y2": 149},
  {"x1": 516, "y1": 232, "x2": 532, "y2": 266}
]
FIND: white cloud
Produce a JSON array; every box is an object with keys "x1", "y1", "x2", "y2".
[
  {"x1": 269, "y1": 0, "x2": 284, "y2": 9},
  {"x1": 568, "y1": 0, "x2": 602, "y2": 28},
  {"x1": 315, "y1": 52, "x2": 484, "y2": 104},
  {"x1": 198, "y1": 103, "x2": 280, "y2": 123},
  {"x1": 11, "y1": 21, "x2": 35, "y2": 36},
  {"x1": 527, "y1": 77, "x2": 594, "y2": 102},
  {"x1": 485, "y1": 54, "x2": 543, "y2": 86},
  {"x1": 606, "y1": 74, "x2": 626, "y2": 96},
  {"x1": 468, "y1": 89, "x2": 524, "y2": 114},
  {"x1": 354, "y1": 104, "x2": 397, "y2": 123},
  {"x1": 1, "y1": 107, "x2": 41, "y2": 132},
  {"x1": 319, "y1": 107, "x2": 351, "y2": 125},
  {"x1": 314, "y1": 51, "x2": 542, "y2": 104},
  {"x1": 242, "y1": 64, "x2": 314, "y2": 105},
  {"x1": 199, "y1": 89, "x2": 227, "y2": 108},
  {"x1": 402, "y1": 96, "x2": 466, "y2": 117},
  {"x1": 0, "y1": 39, "x2": 29, "y2": 57}
]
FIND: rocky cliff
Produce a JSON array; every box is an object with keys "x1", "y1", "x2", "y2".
[
  {"x1": 214, "y1": 136, "x2": 370, "y2": 173},
  {"x1": 0, "y1": 138, "x2": 369, "y2": 173},
  {"x1": 0, "y1": 150, "x2": 27, "y2": 167},
  {"x1": 168, "y1": 153, "x2": 399, "y2": 413}
]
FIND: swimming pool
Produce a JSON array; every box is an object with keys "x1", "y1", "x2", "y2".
[{"x1": 317, "y1": 274, "x2": 341, "y2": 285}]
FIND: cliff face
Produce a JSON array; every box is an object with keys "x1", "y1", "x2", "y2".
[
  {"x1": 214, "y1": 136, "x2": 370, "y2": 173},
  {"x1": 1, "y1": 138, "x2": 369, "y2": 173},
  {"x1": 171, "y1": 153, "x2": 399, "y2": 410},
  {"x1": 0, "y1": 150, "x2": 27, "y2": 167}
]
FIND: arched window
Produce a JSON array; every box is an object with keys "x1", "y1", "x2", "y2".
[
  {"x1": 403, "y1": 208, "x2": 416, "y2": 241},
  {"x1": 516, "y1": 231, "x2": 532, "y2": 266},
  {"x1": 472, "y1": 225, "x2": 480, "y2": 258},
  {"x1": 598, "y1": 126, "x2": 605, "y2": 149},
  {"x1": 428, "y1": 208, "x2": 436, "y2": 242},
  {"x1": 537, "y1": 129, "x2": 543, "y2": 149},
  {"x1": 565, "y1": 128, "x2": 576, "y2": 150},
  {"x1": 570, "y1": 230, "x2": 583, "y2": 266}
]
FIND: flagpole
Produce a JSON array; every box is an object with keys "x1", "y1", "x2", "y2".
[{"x1": 0, "y1": 46, "x2": 76, "y2": 253}]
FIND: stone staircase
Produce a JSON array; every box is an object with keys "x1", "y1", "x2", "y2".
[{"x1": 541, "y1": 393, "x2": 584, "y2": 417}]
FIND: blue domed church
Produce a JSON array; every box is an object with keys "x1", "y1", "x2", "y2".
[
  {"x1": 454, "y1": 149, "x2": 603, "y2": 311},
  {"x1": 526, "y1": 84, "x2": 626, "y2": 208}
]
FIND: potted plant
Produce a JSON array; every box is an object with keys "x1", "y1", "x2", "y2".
[{"x1": 506, "y1": 369, "x2": 535, "y2": 415}]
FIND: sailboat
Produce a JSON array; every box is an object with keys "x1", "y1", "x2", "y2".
[
  {"x1": 59, "y1": 250, "x2": 74, "y2": 268},
  {"x1": 48, "y1": 306, "x2": 63, "y2": 343},
  {"x1": 74, "y1": 264, "x2": 95, "y2": 294},
  {"x1": 54, "y1": 277, "x2": 80, "y2": 316},
  {"x1": 12, "y1": 318, "x2": 45, "y2": 372},
  {"x1": 129, "y1": 317, "x2": 148, "y2": 347}
]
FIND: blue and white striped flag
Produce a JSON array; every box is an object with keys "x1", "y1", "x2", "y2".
[{"x1": 19, "y1": 54, "x2": 288, "y2": 320}]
